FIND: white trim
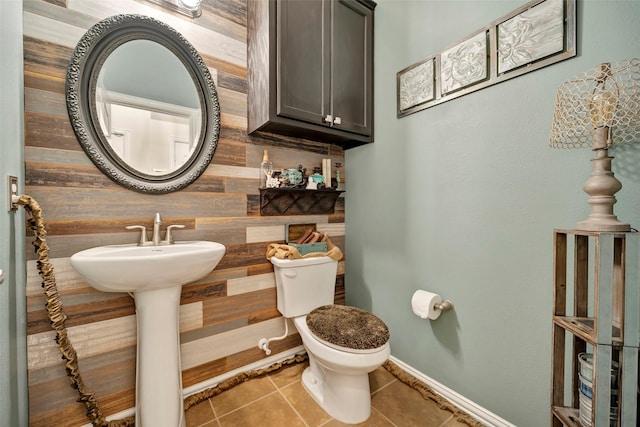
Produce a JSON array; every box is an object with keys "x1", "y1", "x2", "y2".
[
  {"x1": 183, "y1": 345, "x2": 305, "y2": 397},
  {"x1": 389, "y1": 356, "x2": 516, "y2": 427}
]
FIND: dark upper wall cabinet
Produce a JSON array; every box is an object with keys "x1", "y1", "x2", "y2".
[{"x1": 248, "y1": 0, "x2": 376, "y2": 149}]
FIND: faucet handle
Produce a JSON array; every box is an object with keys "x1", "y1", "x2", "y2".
[
  {"x1": 163, "y1": 224, "x2": 186, "y2": 245},
  {"x1": 126, "y1": 225, "x2": 148, "y2": 246}
]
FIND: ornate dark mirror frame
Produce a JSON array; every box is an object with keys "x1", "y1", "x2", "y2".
[{"x1": 66, "y1": 14, "x2": 220, "y2": 194}]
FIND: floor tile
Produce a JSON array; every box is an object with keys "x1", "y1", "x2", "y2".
[
  {"x1": 279, "y1": 380, "x2": 331, "y2": 426},
  {"x1": 185, "y1": 360, "x2": 479, "y2": 427},
  {"x1": 368, "y1": 366, "x2": 396, "y2": 393},
  {"x1": 322, "y1": 407, "x2": 395, "y2": 426},
  {"x1": 371, "y1": 379, "x2": 453, "y2": 427},
  {"x1": 268, "y1": 361, "x2": 309, "y2": 388},
  {"x1": 217, "y1": 392, "x2": 306, "y2": 427},
  {"x1": 185, "y1": 399, "x2": 215, "y2": 427},
  {"x1": 210, "y1": 375, "x2": 277, "y2": 417}
]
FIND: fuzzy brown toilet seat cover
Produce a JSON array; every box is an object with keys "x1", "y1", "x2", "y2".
[{"x1": 306, "y1": 305, "x2": 390, "y2": 350}]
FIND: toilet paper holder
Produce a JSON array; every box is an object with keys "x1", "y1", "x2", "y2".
[
  {"x1": 434, "y1": 300, "x2": 454, "y2": 312},
  {"x1": 411, "y1": 290, "x2": 454, "y2": 320}
]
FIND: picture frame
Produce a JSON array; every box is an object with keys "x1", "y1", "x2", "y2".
[
  {"x1": 497, "y1": 0, "x2": 565, "y2": 74},
  {"x1": 440, "y1": 31, "x2": 488, "y2": 95},
  {"x1": 396, "y1": 0, "x2": 576, "y2": 118},
  {"x1": 397, "y1": 57, "x2": 435, "y2": 115}
]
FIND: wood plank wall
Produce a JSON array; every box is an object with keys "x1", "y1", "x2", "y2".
[{"x1": 23, "y1": 1, "x2": 346, "y2": 425}]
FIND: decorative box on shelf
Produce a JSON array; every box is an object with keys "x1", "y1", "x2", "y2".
[
  {"x1": 259, "y1": 188, "x2": 344, "y2": 216},
  {"x1": 285, "y1": 223, "x2": 327, "y2": 255}
]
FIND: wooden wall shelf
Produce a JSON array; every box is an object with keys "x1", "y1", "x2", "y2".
[{"x1": 259, "y1": 188, "x2": 344, "y2": 216}]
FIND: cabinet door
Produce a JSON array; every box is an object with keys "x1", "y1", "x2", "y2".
[
  {"x1": 331, "y1": 0, "x2": 373, "y2": 136},
  {"x1": 277, "y1": 0, "x2": 330, "y2": 125}
]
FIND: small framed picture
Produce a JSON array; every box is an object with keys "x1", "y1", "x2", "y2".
[
  {"x1": 497, "y1": 0, "x2": 566, "y2": 74},
  {"x1": 440, "y1": 31, "x2": 488, "y2": 95},
  {"x1": 397, "y1": 57, "x2": 435, "y2": 117}
]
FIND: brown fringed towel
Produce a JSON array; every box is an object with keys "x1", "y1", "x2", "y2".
[
  {"x1": 306, "y1": 305, "x2": 390, "y2": 350},
  {"x1": 266, "y1": 237, "x2": 343, "y2": 261}
]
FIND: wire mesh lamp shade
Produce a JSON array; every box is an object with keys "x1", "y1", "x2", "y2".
[{"x1": 549, "y1": 58, "x2": 640, "y2": 232}]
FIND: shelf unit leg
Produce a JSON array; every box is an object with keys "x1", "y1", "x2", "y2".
[{"x1": 620, "y1": 346, "x2": 638, "y2": 427}]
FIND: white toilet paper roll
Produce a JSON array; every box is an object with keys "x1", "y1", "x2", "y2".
[{"x1": 411, "y1": 290, "x2": 443, "y2": 320}]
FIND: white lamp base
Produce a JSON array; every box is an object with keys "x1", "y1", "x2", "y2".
[
  {"x1": 576, "y1": 149, "x2": 630, "y2": 232},
  {"x1": 576, "y1": 218, "x2": 630, "y2": 232}
]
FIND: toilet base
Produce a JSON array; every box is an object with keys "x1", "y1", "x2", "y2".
[{"x1": 301, "y1": 362, "x2": 372, "y2": 424}]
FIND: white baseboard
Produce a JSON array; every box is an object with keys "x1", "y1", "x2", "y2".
[
  {"x1": 389, "y1": 356, "x2": 516, "y2": 427},
  {"x1": 183, "y1": 345, "x2": 306, "y2": 397}
]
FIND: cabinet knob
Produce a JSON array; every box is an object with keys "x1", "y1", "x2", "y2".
[
  {"x1": 333, "y1": 116, "x2": 342, "y2": 125},
  {"x1": 324, "y1": 114, "x2": 333, "y2": 124}
]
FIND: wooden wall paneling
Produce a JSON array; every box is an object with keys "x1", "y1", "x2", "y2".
[
  {"x1": 226, "y1": 272, "x2": 274, "y2": 296},
  {"x1": 24, "y1": 147, "x2": 92, "y2": 167},
  {"x1": 23, "y1": 0, "x2": 348, "y2": 422},
  {"x1": 217, "y1": 86, "x2": 247, "y2": 117},
  {"x1": 27, "y1": 316, "x2": 137, "y2": 370},
  {"x1": 65, "y1": 0, "x2": 247, "y2": 66},
  {"x1": 220, "y1": 112, "x2": 248, "y2": 130},
  {"x1": 201, "y1": 0, "x2": 247, "y2": 28},
  {"x1": 181, "y1": 357, "x2": 228, "y2": 389},
  {"x1": 201, "y1": 53, "x2": 247, "y2": 80},
  {"x1": 23, "y1": 11, "x2": 87, "y2": 50},
  {"x1": 224, "y1": 333, "x2": 303, "y2": 372},
  {"x1": 25, "y1": 162, "x2": 118, "y2": 188},
  {"x1": 22, "y1": 187, "x2": 248, "y2": 220},
  {"x1": 28, "y1": 346, "x2": 137, "y2": 427},
  {"x1": 181, "y1": 281, "x2": 226, "y2": 305},
  {"x1": 181, "y1": 318, "x2": 248, "y2": 345},
  {"x1": 179, "y1": 317, "x2": 297, "y2": 370},
  {"x1": 27, "y1": 295, "x2": 135, "y2": 334},
  {"x1": 208, "y1": 136, "x2": 247, "y2": 167},
  {"x1": 24, "y1": 87, "x2": 66, "y2": 117},
  {"x1": 24, "y1": 114, "x2": 79, "y2": 151},
  {"x1": 217, "y1": 69, "x2": 247, "y2": 93},
  {"x1": 23, "y1": 36, "x2": 72, "y2": 81},
  {"x1": 202, "y1": 288, "x2": 277, "y2": 327}
]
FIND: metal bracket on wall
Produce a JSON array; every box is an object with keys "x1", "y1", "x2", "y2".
[{"x1": 8, "y1": 175, "x2": 18, "y2": 211}]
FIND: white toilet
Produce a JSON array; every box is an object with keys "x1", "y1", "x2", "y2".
[{"x1": 270, "y1": 256, "x2": 391, "y2": 424}]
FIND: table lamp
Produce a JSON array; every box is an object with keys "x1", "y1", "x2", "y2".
[{"x1": 549, "y1": 58, "x2": 640, "y2": 232}]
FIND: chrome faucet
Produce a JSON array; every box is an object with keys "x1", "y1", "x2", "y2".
[{"x1": 152, "y1": 212, "x2": 162, "y2": 246}]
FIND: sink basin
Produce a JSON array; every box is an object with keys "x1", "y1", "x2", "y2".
[
  {"x1": 70, "y1": 240, "x2": 225, "y2": 427},
  {"x1": 70, "y1": 241, "x2": 226, "y2": 293}
]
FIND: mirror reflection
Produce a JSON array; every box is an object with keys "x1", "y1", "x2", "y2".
[
  {"x1": 96, "y1": 40, "x2": 202, "y2": 176},
  {"x1": 66, "y1": 14, "x2": 220, "y2": 194}
]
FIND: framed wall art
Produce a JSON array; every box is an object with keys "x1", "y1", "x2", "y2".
[
  {"x1": 440, "y1": 31, "x2": 489, "y2": 95},
  {"x1": 398, "y1": 57, "x2": 435, "y2": 113},
  {"x1": 397, "y1": 0, "x2": 576, "y2": 118}
]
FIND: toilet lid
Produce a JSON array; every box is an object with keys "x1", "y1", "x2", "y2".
[{"x1": 306, "y1": 305, "x2": 390, "y2": 352}]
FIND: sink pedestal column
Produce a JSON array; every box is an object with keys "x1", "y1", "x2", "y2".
[{"x1": 133, "y1": 285, "x2": 185, "y2": 427}]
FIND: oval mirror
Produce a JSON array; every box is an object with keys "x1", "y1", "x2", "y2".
[{"x1": 66, "y1": 14, "x2": 220, "y2": 193}]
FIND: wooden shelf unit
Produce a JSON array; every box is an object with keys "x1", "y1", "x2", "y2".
[{"x1": 551, "y1": 229, "x2": 640, "y2": 427}]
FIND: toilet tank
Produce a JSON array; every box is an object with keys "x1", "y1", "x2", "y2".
[{"x1": 270, "y1": 256, "x2": 338, "y2": 318}]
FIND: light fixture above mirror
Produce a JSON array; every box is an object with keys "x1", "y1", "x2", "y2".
[{"x1": 145, "y1": 0, "x2": 203, "y2": 18}]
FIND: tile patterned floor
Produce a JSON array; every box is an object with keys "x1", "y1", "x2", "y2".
[{"x1": 185, "y1": 361, "x2": 474, "y2": 427}]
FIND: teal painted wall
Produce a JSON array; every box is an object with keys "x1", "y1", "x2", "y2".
[
  {"x1": 346, "y1": 1, "x2": 640, "y2": 425},
  {"x1": 0, "y1": 0, "x2": 28, "y2": 425}
]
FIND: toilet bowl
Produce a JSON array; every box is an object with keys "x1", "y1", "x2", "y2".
[
  {"x1": 294, "y1": 314, "x2": 390, "y2": 424},
  {"x1": 270, "y1": 256, "x2": 391, "y2": 424}
]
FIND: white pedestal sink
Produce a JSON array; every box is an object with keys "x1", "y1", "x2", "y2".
[{"x1": 70, "y1": 241, "x2": 226, "y2": 427}]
